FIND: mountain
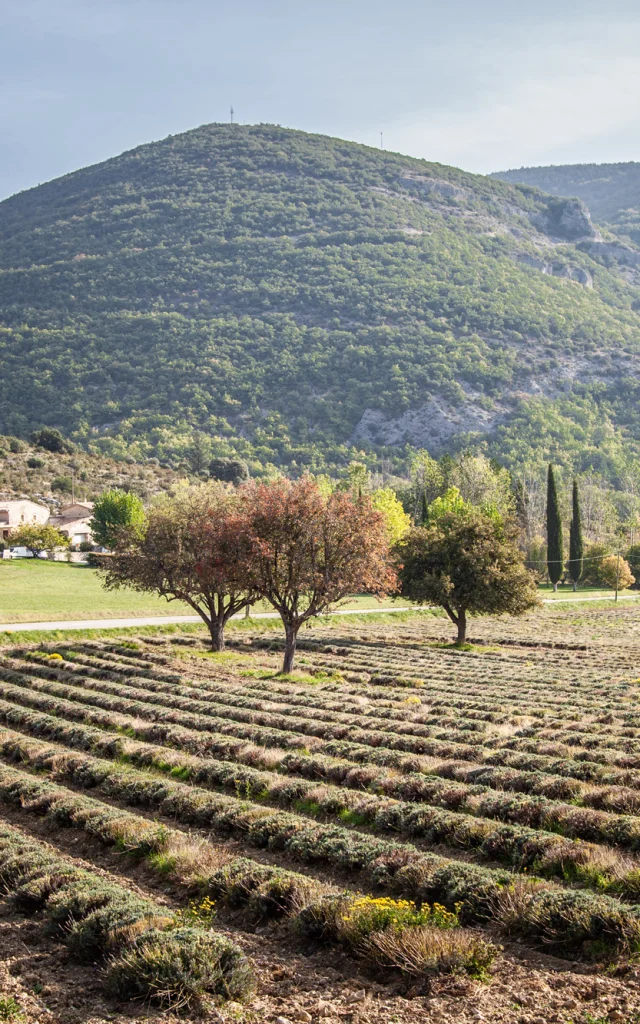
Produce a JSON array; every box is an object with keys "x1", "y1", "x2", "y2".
[
  {"x1": 2, "y1": 124, "x2": 640, "y2": 481},
  {"x1": 491, "y1": 162, "x2": 640, "y2": 245}
]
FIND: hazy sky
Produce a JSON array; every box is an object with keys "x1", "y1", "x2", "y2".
[{"x1": 2, "y1": 0, "x2": 640, "y2": 200}]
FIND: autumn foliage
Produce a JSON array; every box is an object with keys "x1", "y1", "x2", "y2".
[
  {"x1": 102, "y1": 476, "x2": 396, "y2": 669},
  {"x1": 102, "y1": 485, "x2": 256, "y2": 651},
  {"x1": 242, "y1": 477, "x2": 397, "y2": 672}
]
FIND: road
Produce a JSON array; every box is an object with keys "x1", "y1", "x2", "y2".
[{"x1": 0, "y1": 593, "x2": 637, "y2": 633}]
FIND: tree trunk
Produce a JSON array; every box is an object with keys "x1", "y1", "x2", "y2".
[
  {"x1": 553, "y1": 581, "x2": 558, "y2": 592},
  {"x1": 209, "y1": 618, "x2": 225, "y2": 652},
  {"x1": 282, "y1": 623, "x2": 298, "y2": 674},
  {"x1": 572, "y1": 581, "x2": 577, "y2": 592},
  {"x1": 456, "y1": 610, "x2": 467, "y2": 645}
]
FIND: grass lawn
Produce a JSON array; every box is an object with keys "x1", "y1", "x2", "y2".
[
  {"x1": 2, "y1": 560, "x2": 636, "y2": 627},
  {"x1": 0, "y1": 560, "x2": 413, "y2": 624},
  {"x1": 0, "y1": 560, "x2": 194, "y2": 622},
  {"x1": 537, "y1": 583, "x2": 639, "y2": 601}
]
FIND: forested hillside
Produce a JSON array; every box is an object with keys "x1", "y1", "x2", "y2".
[
  {"x1": 492, "y1": 162, "x2": 640, "y2": 245},
  {"x1": 2, "y1": 124, "x2": 640, "y2": 482}
]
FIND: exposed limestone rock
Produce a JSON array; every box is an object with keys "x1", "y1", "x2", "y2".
[
  {"x1": 351, "y1": 396, "x2": 503, "y2": 451},
  {"x1": 515, "y1": 253, "x2": 593, "y2": 287},
  {"x1": 532, "y1": 197, "x2": 596, "y2": 241},
  {"x1": 584, "y1": 240, "x2": 640, "y2": 267}
]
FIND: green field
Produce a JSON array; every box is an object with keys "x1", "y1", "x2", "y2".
[
  {"x1": 0, "y1": 560, "x2": 195, "y2": 622},
  {"x1": 0, "y1": 560, "x2": 414, "y2": 623},
  {"x1": 536, "y1": 583, "x2": 639, "y2": 601},
  {"x1": 0, "y1": 560, "x2": 636, "y2": 625}
]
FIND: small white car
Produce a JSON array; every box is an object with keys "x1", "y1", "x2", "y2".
[{"x1": 9, "y1": 547, "x2": 48, "y2": 559}]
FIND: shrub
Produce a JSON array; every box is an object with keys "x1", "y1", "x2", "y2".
[
  {"x1": 105, "y1": 926, "x2": 255, "y2": 1009},
  {"x1": 597, "y1": 555, "x2": 635, "y2": 590},
  {"x1": 26, "y1": 457, "x2": 44, "y2": 469},
  {"x1": 580, "y1": 544, "x2": 611, "y2": 585},
  {"x1": 29, "y1": 428, "x2": 74, "y2": 454},
  {"x1": 627, "y1": 544, "x2": 640, "y2": 589},
  {"x1": 339, "y1": 896, "x2": 460, "y2": 946},
  {"x1": 360, "y1": 924, "x2": 498, "y2": 979},
  {"x1": 209, "y1": 457, "x2": 250, "y2": 485},
  {"x1": 51, "y1": 475, "x2": 73, "y2": 494}
]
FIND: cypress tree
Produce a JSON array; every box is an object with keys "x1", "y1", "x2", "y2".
[
  {"x1": 546, "y1": 464, "x2": 563, "y2": 591},
  {"x1": 514, "y1": 478, "x2": 527, "y2": 536},
  {"x1": 420, "y1": 489, "x2": 429, "y2": 525},
  {"x1": 568, "y1": 478, "x2": 584, "y2": 592}
]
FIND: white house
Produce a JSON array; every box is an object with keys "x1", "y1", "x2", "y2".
[
  {"x1": 0, "y1": 499, "x2": 50, "y2": 542},
  {"x1": 48, "y1": 502, "x2": 94, "y2": 547}
]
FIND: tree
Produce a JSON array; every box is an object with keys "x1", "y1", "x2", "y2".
[
  {"x1": 396, "y1": 493, "x2": 539, "y2": 644},
  {"x1": 10, "y1": 524, "x2": 69, "y2": 559},
  {"x1": 627, "y1": 544, "x2": 640, "y2": 589},
  {"x1": 581, "y1": 543, "x2": 611, "y2": 585},
  {"x1": 51, "y1": 475, "x2": 73, "y2": 494},
  {"x1": 546, "y1": 464, "x2": 564, "y2": 591},
  {"x1": 370, "y1": 488, "x2": 411, "y2": 544},
  {"x1": 568, "y1": 478, "x2": 584, "y2": 592},
  {"x1": 187, "y1": 432, "x2": 212, "y2": 475},
  {"x1": 101, "y1": 486, "x2": 257, "y2": 651},
  {"x1": 598, "y1": 555, "x2": 635, "y2": 591},
  {"x1": 244, "y1": 477, "x2": 396, "y2": 673},
  {"x1": 451, "y1": 453, "x2": 514, "y2": 517},
  {"x1": 90, "y1": 490, "x2": 146, "y2": 550},
  {"x1": 209, "y1": 457, "x2": 250, "y2": 486},
  {"x1": 30, "y1": 427, "x2": 74, "y2": 454}
]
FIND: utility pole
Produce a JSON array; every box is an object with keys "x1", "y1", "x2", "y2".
[
  {"x1": 615, "y1": 548, "x2": 621, "y2": 602},
  {"x1": 380, "y1": 132, "x2": 383, "y2": 150},
  {"x1": 230, "y1": 105, "x2": 234, "y2": 124}
]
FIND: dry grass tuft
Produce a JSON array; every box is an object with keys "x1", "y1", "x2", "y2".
[{"x1": 360, "y1": 924, "x2": 499, "y2": 979}]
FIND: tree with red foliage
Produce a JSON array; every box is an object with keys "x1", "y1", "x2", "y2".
[
  {"x1": 102, "y1": 485, "x2": 256, "y2": 651},
  {"x1": 243, "y1": 476, "x2": 396, "y2": 673}
]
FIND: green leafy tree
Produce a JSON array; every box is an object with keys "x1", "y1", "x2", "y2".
[
  {"x1": 209, "y1": 457, "x2": 250, "y2": 486},
  {"x1": 51, "y1": 475, "x2": 73, "y2": 494},
  {"x1": 568, "y1": 478, "x2": 584, "y2": 591},
  {"x1": 101, "y1": 485, "x2": 256, "y2": 651},
  {"x1": 188, "y1": 432, "x2": 212, "y2": 475},
  {"x1": 10, "y1": 524, "x2": 69, "y2": 558},
  {"x1": 90, "y1": 490, "x2": 146, "y2": 550},
  {"x1": 598, "y1": 554, "x2": 635, "y2": 590},
  {"x1": 370, "y1": 488, "x2": 411, "y2": 545},
  {"x1": 396, "y1": 492, "x2": 540, "y2": 644},
  {"x1": 581, "y1": 543, "x2": 611, "y2": 585},
  {"x1": 546, "y1": 465, "x2": 564, "y2": 591},
  {"x1": 30, "y1": 428, "x2": 74, "y2": 454},
  {"x1": 626, "y1": 544, "x2": 640, "y2": 588}
]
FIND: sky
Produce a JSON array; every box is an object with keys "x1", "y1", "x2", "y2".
[{"x1": 2, "y1": 0, "x2": 640, "y2": 200}]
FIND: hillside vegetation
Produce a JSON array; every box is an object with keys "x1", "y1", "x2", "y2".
[
  {"x1": 2, "y1": 125, "x2": 640, "y2": 480},
  {"x1": 492, "y1": 161, "x2": 640, "y2": 244},
  {"x1": 0, "y1": 435, "x2": 179, "y2": 507}
]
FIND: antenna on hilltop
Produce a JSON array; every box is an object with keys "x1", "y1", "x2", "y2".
[
  {"x1": 230, "y1": 105, "x2": 234, "y2": 124},
  {"x1": 380, "y1": 132, "x2": 384, "y2": 150}
]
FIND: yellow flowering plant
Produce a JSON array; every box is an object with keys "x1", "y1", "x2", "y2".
[{"x1": 340, "y1": 896, "x2": 461, "y2": 942}]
